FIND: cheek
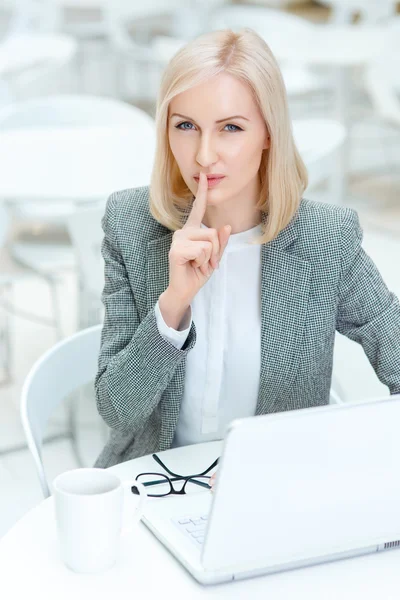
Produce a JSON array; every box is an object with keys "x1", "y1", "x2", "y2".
[
  {"x1": 225, "y1": 138, "x2": 265, "y2": 169},
  {"x1": 168, "y1": 133, "x2": 188, "y2": 166}
]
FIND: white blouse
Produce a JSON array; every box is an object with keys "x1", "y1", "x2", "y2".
[{"x1": 154, "y1": 222, "x2": 263, "y2": 447}]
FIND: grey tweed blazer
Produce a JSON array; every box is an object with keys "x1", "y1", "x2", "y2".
[{"x1": 94, "y1": 185, "x2": 400, "y2": 468}]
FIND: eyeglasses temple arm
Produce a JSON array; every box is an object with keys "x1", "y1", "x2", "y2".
[{"x1": 152, "y1": 453, "x2": 219, "y2": 478}]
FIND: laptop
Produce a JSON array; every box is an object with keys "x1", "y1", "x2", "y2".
[{"x1": 141, "y1": 394, "x2": 400, "y2": 585}]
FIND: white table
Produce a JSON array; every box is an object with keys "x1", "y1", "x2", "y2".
[
  {"x1": 0, "y1": 126, "x2": 154, "y2": 202},
  {"x1": 1, "y1": 441, "x2": 400, "y2": 599}
]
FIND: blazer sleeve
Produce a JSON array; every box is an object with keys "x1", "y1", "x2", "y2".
[
  {"x1": 95, "y1": 193, "x2": 196, "y2": 435},
  {"x1": 336, "y1": 209, "x2": 400, "y2": 394}
]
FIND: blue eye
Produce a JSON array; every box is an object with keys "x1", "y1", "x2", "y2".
[
  {"x1": 176, "y1": 122, "x2": 195, "y2": 130},
  {"x1": 225, "y1": 124, "x2": 242, "y2": 132},
  {"x1": 175, "y1": 122, "x2": 242, "y2": 132}
]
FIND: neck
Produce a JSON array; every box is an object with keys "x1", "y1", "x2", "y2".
[{"x1": 203, "y1": 210, "x2": 262, "y2": 234}]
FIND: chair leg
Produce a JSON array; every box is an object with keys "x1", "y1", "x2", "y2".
[
  {"x1": 0, "y1": 282, "x2": 13, "y2": 385},
  {"x1": 67, "y1": 392, "x2": 85, "y2": 467},
  {"x1": 47, "y1": 276, "x2": 64, "y2": 341},
  {"x1": 47, "y1": 276, "x2": 86, "y2": 465}
]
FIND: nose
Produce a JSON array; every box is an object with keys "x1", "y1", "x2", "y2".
[{"x1": 196, "y1": 133, "x2": 218, "y2": 168}]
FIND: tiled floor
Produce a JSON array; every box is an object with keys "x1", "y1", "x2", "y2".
[{"x1": 1, "y1": 2, "x2": 400, "y2": 540}]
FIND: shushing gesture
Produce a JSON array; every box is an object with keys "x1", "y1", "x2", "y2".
[{"x1": 167, "y1": 172, "x2": 231, "y2": 307}]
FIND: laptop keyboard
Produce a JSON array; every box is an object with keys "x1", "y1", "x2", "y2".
[{"x1": 172, "y1": 514, "x2": 208, "y2": 546}]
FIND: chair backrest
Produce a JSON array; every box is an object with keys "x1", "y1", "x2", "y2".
[
  {"x1": 103, "y1": 0, "x2": 187, "y2": 47},
  {"x1": 6, "y1": 0, "x2": 62, "y2": 34},
  {"x1": 292, "y1": 118, "x2": 347, "y2": 190},
  {"x1": 210, "y1": 4, "x2": 315, "y2": 38},
  {"x1": 364, "y1": 23, "x2": 400, "y2": 124},
  {"x1": 20, "y1": 324, "x2": 102, "y2": 498},
  {"x1": 66, "y1": 205, "x2": 105, "y2": 326},
  {"x1": 0, "y1": 93, "x2": 154, "y2": 129},
  {"x1": 318, "y1": 0, "x2": 397, "y2": 24},
  {"x1": 66, "y1": 205, "x2": 104, "y2": 298},
  {"x1": 0, "y1": 202, "x2": 10, "y2": 248},
  {"x1": 7, "y1": 0, "x2": 107, "y2": 35}
]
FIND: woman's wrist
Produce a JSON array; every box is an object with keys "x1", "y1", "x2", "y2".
[{"x1": 158, "y1": 288, "x2": 191, "y2": 330}]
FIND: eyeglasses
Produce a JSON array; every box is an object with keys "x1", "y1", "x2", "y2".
[{"x1": 131, "y1": 453, "x2": 219, "y2": 498}]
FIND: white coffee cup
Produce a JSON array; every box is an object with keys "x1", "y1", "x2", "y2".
[{"x1": 53, "y1": 468, "x2": 146, "y2": 574}]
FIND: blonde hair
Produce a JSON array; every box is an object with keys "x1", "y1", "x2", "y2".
[{"x1": 149, "y1": 28, "x2": 308, "y2": 244}]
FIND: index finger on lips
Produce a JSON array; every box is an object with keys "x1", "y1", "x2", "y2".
[{"x1": 184, "y1": 172, "x2": 208, "y2": 229}]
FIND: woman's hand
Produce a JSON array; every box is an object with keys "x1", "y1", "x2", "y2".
[
  {"x1": 209, "y1": 471, "x2": 217, "y2": 493},
  {"x1": 166, "y1": 172, "x2": 231, "y2": 307}
]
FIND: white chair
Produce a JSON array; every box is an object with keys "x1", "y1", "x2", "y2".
[
  {"x1": 362, "y1": 20, "x2": 400, "y2": 174},
  {"x1": 6, "y1": 0, "x2": 111, "y2": 93},
  {"x1": 364, "y1": 20, "x2": 400, "y2": 126},
  {"x1": 207, "y1": 4, "x2": 331, "y2": 104},
  {"x1": 20, "y1": 323, "x2": 102, "y2": 498},
  {"x1": 102, "y1": 0, "x2": 206, "y2": 103},
  {"x1": 0, "y1": 33, "x2": 77, "y2": 105},
  {"x1": 292, "y1": 118, "x2": 347, "y2": 203},
  {"x1": 242, "y1": 0, "x2": 306, "y2": 7},
  {"x1": 0, "y1": 199, "x2": 66, "y2": 386},
  {"x1": 66, "y1": 205, "x2": 105, "y2": 329},
  {"x1": 318, "y1": 1, "x2": 397, "y2": 24},
  {"x1": 0, "y1": 201, "x2": 13, "y2": 384},
  {"x1": 0, "y1": 3, "x2": 78, "y2": 104},
  {"x1": 0, "y1": 94, "x2": 154, "y2": 305}
]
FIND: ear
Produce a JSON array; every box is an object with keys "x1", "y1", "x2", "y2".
[{"x1": 263, "y1": 134, "x2": 271, "y2": 150}]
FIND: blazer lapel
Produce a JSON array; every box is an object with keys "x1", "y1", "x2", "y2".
[{"x1": 256, "y1": 213, "x2": 311, "y2": 415}]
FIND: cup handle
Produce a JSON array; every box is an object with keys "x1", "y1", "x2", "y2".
[{"x1": 121, "y1": 479, "x2": 147, "y2": 537}]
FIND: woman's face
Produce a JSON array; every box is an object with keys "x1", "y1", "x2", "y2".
[{"x1": 168, "y1": 73, "x2": 270, "y2": 210}]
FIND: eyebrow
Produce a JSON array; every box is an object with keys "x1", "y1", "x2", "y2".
[{"x1": 169, "y1": 113, "x2": 250, "y2": 123}]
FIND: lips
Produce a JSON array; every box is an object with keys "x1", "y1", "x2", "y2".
[{"x1": 194, "y1": 176, "x2": 225, "y2": 181}]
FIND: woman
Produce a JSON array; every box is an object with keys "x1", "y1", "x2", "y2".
[{"x1": 94, "y1": 28, "x2": 400, "y2": 470}]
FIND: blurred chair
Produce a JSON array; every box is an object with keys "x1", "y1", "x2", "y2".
[
  {"x1": 363, "y1": 24, "x2": 400, "y2": 173},
  {"x1": 0, "y1": 200, "x2": 63, "y2": 387},
  {"x1": 20, "y1": 323, "x2": 102, "y2": 498},
  {"x1": 0, "y1": 201, "x2": 13, "y2": 385},
  {"x1": 6, "y1": 0, "x2": 114, "y2": 93},
  {"x1": 0, "y1": 94, "x2": 155, "y2": 286},
  {"x1": 103, "y1": 0, "x2": 213, "y2": 104},
  {"x1": 292, "y1": 118, "x2": 347, "y2": 202},
  {"x1": 7, "y1": 0, "x2": 60, "y2": 33},
  {"x1": 243, "y1": 0, "x2": 306, "y2": 7},
  {"x1": 207, "y1": 4, "x2": 330, "y2": 106},
  {"x1": 318, "y1": 1, "x2": 397, "y2": 24},
  {"x1": 66, "y1": 206, "x2": 105, "y2": 329},
  {"x1": 364, "y1": 52, "x2": 400, "y2": 127},
  {"x1": 0, "y1": 33, "x2": 77, "y2": 105}
]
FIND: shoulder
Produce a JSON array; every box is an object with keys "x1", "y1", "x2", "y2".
[
  {"x1": 103, "y1": 185, "x2": 170, "y2": 245},
  {"x1": 291, "y1": 198, "x2": 362, "y2": 266},
  {"x1": 297, "y1": 197, "x2": 359, "y2": 231},
  {"x1": 296, "y1": 197, "x2": 361, "y2": 246}
]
